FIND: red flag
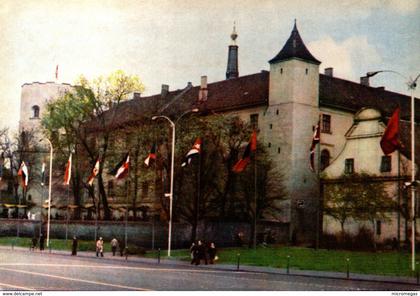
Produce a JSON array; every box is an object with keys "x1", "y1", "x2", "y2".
[
  {"x1": 87, "y1": 158, "x2": 100, "y2": 186},
  {"x1": 381, "y1": 107, "x2": 401, "y2": 155},
  {"x1": 181, "y1": 138, "x2": 201, "y2": 167},
  {"x1": 250, "y1": 130, "x2": 257, "y2": 152},
  {"x1": 18, "y1": 161, "x2": 29, "y2": 188},
  {"x1": 309, "y1": 120, "x2": 320, "y2": 171},
  {"x1": 232, "y1": 131, "x2": 257, "y2": 173},
  {"x1": 64, "y1": 154, "x2": 72, "y2": 185}
]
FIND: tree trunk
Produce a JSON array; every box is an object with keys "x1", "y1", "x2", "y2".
[
  {"x1": 98, "y1": 174, "x2": 111, "y2": 220},
  {"x1": 190, "y1": 221, "x2": 197, "y2": 243}
]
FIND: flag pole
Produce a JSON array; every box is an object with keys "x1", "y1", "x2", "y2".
[
  {"x1": 316, "y1": 115, "x2": 321, "y2": 250},
  {"x1": 94, "y1": 181, "x2": 98, "y2": 243},
  {"x1": 65, "y1": 185, "x2": 70, "y2": 243},
  {"x1": 125, "y1": 179, "x2": 129, "y2": 248},
  {"x1": 196, "y1": 145, "x2": 201, "y2": 241},
  {"x1": 397, "y1": 103, "x2": 401, "y2": 247},
  {"x1": 253, "y1": 144, "x2": 257, "y2": 250}
]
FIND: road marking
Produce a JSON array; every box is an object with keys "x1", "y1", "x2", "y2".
[
  {"x1": 0, "y1": 267, "x2": 152, "y2": 291},
  {"x1": 0, "y1": 281, "x2": 32, "y2": 290},
  {"x1": 0, "y1": 263, "x2": 367, "y2": 290},
  {"x1": 0, "y1": 262, "x2": 254, "y2": 275}
]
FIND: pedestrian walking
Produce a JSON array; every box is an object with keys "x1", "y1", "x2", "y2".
[
  {"x1": 39, "y1": 234, "x2": 45, "y2": 251},
  {"x1": 31, "y1": 237, "x2": 37, "y2": 251},
  {"x1": 71, "y1": 236, "x2": 78, "y2": 256},
  {"x1": 111, "y1": 237, "x2": 118, "y2": 256},
  {"x1": 208, "y1": 242, "x2": 217, "y2": 264},
  {"x1": 119, "y1": 239, "x2": 125, "y2": 257},
  {"x1": 197, "y1": 240, "x2": 207, "y2": 265},
  {"x1": 190, "y1": 242, "x2": 198, "y2": 265},
  {"x1": 96, "y1": 237, "x2": 104, "y2": 257}
]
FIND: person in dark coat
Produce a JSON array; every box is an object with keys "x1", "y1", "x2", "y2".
[
  {"x1": 31, "y1": 237, "x2": 37, "y2": 251},
  {"x1": 39, "y1": 234, "x2": 45, "y2": 251},
  {"x1": 197, "y1": 240, "x2": 207, "y2": 265},
  {"x1": 119, "y1": 239, "x2": 126, "y2": 257},
  {"x1": 190, "y1": 242, "x2": 198, "y2": 265},
  {"x1": 208, "y1": 242, "x2": 217, "y2": 264},
  {"x1": 71, "y1": 236, "x2": 78, "y2": 256}
]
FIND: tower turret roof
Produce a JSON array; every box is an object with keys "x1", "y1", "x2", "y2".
[{"x1": 269, "y1": 21, "x2": 321, "y2": 65}]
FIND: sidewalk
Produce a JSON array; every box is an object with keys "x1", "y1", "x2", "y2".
[{"x1": 2, "y1": 245, "x2": 419, "y2": 286}]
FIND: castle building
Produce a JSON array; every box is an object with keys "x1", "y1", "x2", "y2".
[
  {"x1": 17, "y1": 81, "x2": 73, "y2": 218},
  {"x1": 18, "y1": 22, "x2": 419, "y2": 244},
  {"x1": 19, "y1": 81, "x2": 72, "y2": 133}
]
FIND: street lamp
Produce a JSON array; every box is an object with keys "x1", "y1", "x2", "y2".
[
  {"x1": 152, "y1": 108, "x2": 199, "y2": 257},
  {"x1": 39, "y1": 138, "x2": 53, "y2": 248},
  {"x1": 368, "y1": 70, "x2": 420, "y2": 271}
]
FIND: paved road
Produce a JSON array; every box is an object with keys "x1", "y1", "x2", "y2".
[{"x1": 0, "y1": 248, "x2": 417, "y2": 291}]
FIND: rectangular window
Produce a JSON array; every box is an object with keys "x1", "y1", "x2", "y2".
[
  {"x1": 344, "y1": 158, "x2": 354, "y2": 174},
  {"x1": 380, "y1": 155, "x2": 392, "y2": 172},
  {"x1": 321, "y1": 114, "x2": 331, "y2": 133},
  {"x1": 250, "y1": 114, "x2": 259, "y2": 130},
  {"x1": 376, "y1": 220, "x2": 382, "y2": 236}
]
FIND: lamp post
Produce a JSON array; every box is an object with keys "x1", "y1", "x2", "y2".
[
  {"x1": 39, "y1": 138, "x2": 53, "y2": 248},
  {"x1": 367, "y1": 70, "x2": 419, "y2": 271},
  {"x1": 152, "y1": 108, "x2": 198, "y2": 257}
]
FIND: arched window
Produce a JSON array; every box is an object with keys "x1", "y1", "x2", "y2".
[
  {"x1": 32, "y1": 105, "x2": 40, "y2": 118},
  {"x1": 320, "y1": 149, "x2": 330, "y2": 171}
]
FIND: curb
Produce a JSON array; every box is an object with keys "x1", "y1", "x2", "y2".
[{"x1": 1, "y1": 245, "x2": 418, "y2": 286}]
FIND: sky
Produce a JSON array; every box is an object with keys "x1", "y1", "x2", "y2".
[{"x1": 1, "y1": 0, "x2": 419, "y2": 130}]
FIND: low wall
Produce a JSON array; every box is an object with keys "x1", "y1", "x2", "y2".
[{"x1": 0, "y1": 219, "x2": 289, "y2": 249}]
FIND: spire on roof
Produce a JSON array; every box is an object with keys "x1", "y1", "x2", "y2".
[
  {"x1": 269, "y1": 20, "x2": 321, "y2": 65},
  {"x1": 231, "y1": 21, "x2": 238, "y2": 45},
  {"x1": 226, "y1": 22, "x2": 239, "y2": 79}
]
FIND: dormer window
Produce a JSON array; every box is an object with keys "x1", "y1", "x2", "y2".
[{"x1": 32, "y1": 105, "x2": 40, "y2": 118}]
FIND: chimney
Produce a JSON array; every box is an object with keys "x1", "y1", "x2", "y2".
[
  {"x1": 199, "y1": 76, "x2": 208, "y2": 101},
  {"x1": 133, "y1": 92, "x2": 141, "y2": 99},
  {"x1": 161, "y1": 84, "x2": 169, "y2": 97},
  {"x1": 360, "y1": 76, "x2": 370, "y2": 86},
  {"x1": 324, "y1": 67, "x2": 333, "y2": 77}
]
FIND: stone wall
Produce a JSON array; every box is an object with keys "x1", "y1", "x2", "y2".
[{"x1": 0, "y1": 219, "x2": 289, "y2": 249}]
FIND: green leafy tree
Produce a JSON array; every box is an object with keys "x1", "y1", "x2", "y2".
[
  {"x1": 323, "y1": 173, "x2": 397, "y2": 247},
  {"x1": 42, "y1": 70, "x2": 144, "y2": 220}
]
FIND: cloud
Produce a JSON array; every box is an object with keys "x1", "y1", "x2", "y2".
[{"x1": 308, "y1": 36, "x2": 382, "y2": 81}]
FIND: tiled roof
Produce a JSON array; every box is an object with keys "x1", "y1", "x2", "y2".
[
  {"x1": 319, "y1": 74, "x2": 420, "y2": 121},
  {"x1": 269, "y1": 23, "x2": 321, "y2": 65},
  {"x1": 89, "y1": 71, "x2": 419, "y2": 166},
  {"x1": 190, "y1": 71, "x2": 269, "y2": 112}
]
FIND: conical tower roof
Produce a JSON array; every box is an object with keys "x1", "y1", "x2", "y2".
[{"x1": 269, "y1": 21, "x2": 320, "y2": 65}]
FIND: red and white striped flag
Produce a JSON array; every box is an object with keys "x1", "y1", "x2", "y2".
[
  {"x1": 232, "y1": 131, "x2": 257, "y2": 173},
  {"x1": 181, "y1": 138, "x2": 201, "y2": 167},
  {"x1": 111, "y1": 153, "x2": 130, "y2": 180},
  {"x1": 87, "y1": 158, "x2": 100, "y2": 186},
  {"x1": 144, "y1": 144, "x2": 157, "y2": 167},
  {"x1": 64, "y1": 154, "x2": 72, "y2": 185},
  {"x1": 18, "y1": 161, "x2": 29, "y2": 188}
]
